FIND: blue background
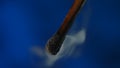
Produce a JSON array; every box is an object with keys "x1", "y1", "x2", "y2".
[{"x1": 0, "y1": 0, "x2": 120, "y2": 68}]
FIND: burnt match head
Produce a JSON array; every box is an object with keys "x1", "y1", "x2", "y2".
[{"x1": 46, "y1": 34, "x2": 65, "y2": 55}]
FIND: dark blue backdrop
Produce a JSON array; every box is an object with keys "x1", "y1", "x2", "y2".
[{"x1": 0, "y1": 0, "x2": 120, "y2": 68}]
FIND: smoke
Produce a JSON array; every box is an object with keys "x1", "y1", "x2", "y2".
[
  {"x1": 31, "y1": 28, "x2": 86, "y2": 67},
  {"x1": 31, "y1": 1, "x2": 91, "y2": 67},
  {"x1": 32, "y1": 19, "x2": 90, "y2": 67}
]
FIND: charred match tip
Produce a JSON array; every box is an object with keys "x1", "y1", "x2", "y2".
[
  {"x1": 46, "y1": 34, "x2": 65, "y2": 55},
  {"x1": 46, "y1": 0, "x2": 86, "y2": 55}
]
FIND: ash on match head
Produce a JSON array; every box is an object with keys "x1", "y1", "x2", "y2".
[
  {"x1": 46, "y1": 34, "x2": 65, "y2": 55},
  {"x1": 46, "y1": 0, "x2": 86, "y2": 55}
]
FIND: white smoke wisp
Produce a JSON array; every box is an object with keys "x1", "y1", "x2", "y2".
[{"x1": 31, "y1": 28, "x2": 86, "y2": 67}]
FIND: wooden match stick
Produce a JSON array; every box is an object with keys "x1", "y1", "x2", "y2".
[{"x1": 46, "y1": 0, "x2": 85, "y2": 55}]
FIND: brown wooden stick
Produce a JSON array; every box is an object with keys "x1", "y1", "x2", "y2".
[{"x1": 57, "y1": 0, "x2": 85, "y2": 36}]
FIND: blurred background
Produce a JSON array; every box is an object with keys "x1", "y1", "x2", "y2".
[{"x1": 0, "y1": 0, "x2": 120, "y2": 68}]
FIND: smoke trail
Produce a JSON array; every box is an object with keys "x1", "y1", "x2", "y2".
[
  {"x1": 32, "y1": 28, "x2": 86, "y2": 68},
  {"x1": 32, "y1": 28, "x2": 86, "y2": 67}
]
